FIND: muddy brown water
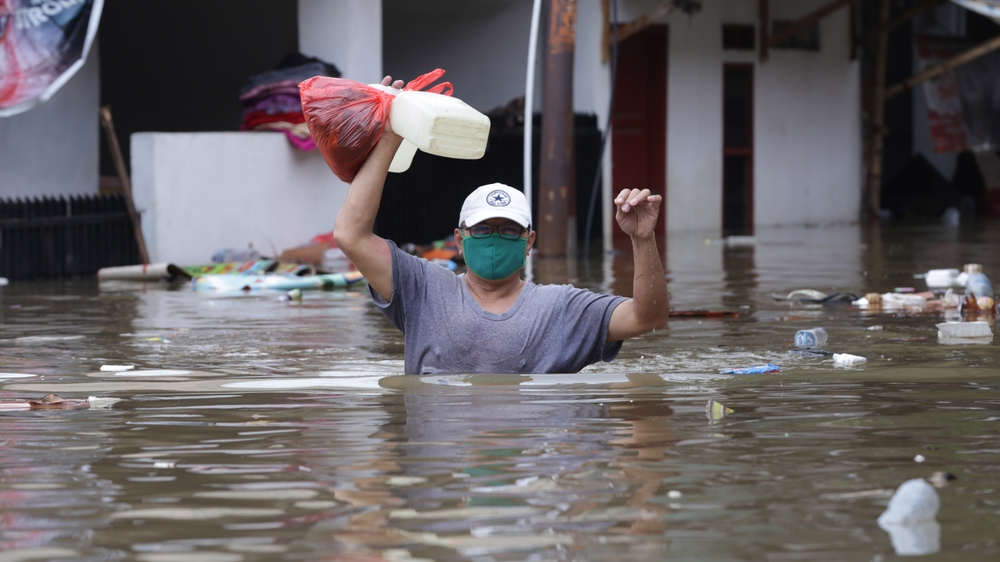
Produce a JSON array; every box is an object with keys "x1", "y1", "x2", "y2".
[{"x1": 0, "y1": 223, "x2": 998, "y2": 561}]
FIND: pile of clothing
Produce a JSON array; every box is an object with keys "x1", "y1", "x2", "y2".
[{"x1": 239, "y1": 54, "x2": 339, "y2": 150}]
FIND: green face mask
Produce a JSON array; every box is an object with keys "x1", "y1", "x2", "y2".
[{"x1": 461, "y1": 234, "x2": 528, "y2": 280}]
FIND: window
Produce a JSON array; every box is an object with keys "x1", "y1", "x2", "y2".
[
  {"x1": 723, "y1": 24, "x2": 755, "y2": 50},
  {"x1": 771, "y1": 20, "x2": 820, "y2": 51}
]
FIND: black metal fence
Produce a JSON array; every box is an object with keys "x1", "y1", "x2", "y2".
[{"x1": 0, "y1": 194, "x2": 141, "y2": 281}]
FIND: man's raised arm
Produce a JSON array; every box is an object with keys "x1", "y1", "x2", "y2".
[
  {"x1": 333, "y1": 79, "x2": 404, "y2": 301},
  {"x1": 606, "y1": 188, "x2": 670, "y2": 342}
]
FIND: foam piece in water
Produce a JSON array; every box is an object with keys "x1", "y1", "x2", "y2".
[{"x1": 936, "y1": 321, "x2": 992, "y2": 339}]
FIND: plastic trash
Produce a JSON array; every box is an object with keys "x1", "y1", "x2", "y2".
[
  {"x1": 936, "y1": 321, "x2": 992, "y2": 338},
  {"x1": 965, "y1": 269, "x2": 994, "y2": 299},
  {"x1": 922, "y1": 268, "x2": 961, "y2": 289},
  {"x1": 720, "y1": 364, "x2": 781, "y2": 375},
  {"x1": 794, "y1": 327, "x2": 828, "y2": 348},
  {"x1": 0, "y1": 277, "x2": 8, "y2": 286},
  {"x1": 706, "y1": 399, "x2": 733, "y2": 423},
  {"x1": 832, "y1": 353, "x2": 866, "y2": 366},
  {"x1": 97, "y1": 263, "x2": 193, "y2": 282},
  {"x1": 785, "y1": 289, "x2": 827, "y2": 301},
  {"x1": 100, "y1": 365, "x2": 135, "y2": 372},
  {"x1": 280, "y1": 289, "x2": 303, "y2": 303},
  {"x1": 937, "y1": 320, "x2": 994, "y2": 344},
  {"x1": 878, "y1": 478, "x2": 939, "y2": 525},
  {"x1": 880, "y1": 520, "x2": 941, "y2": 556},
  {"x1": 212, "y1": 247, "x2": 260, "y2": 264}
]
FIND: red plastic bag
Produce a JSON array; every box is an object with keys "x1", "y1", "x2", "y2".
[
  {"x1": 300, "y1": 69, "x2": 454, "y2": 184},
  {"x1": 300, "y1": 77, "x2": 393, "y2": 184}
]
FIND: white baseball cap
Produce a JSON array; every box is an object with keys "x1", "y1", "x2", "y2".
[{"x1": 458, "y1": 183, "x2": 532, "y2": 229}]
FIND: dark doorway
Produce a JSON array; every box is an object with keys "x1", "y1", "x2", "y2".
[
  {"x1": 611, "y1": 24, "x2": 667, "y2": 252},
  {"x1": 723, "y1": 64, "x2": 754, "y2": 236},
  {"x1": 97, "y1": 0, "x2": 299, "y2": 177}
]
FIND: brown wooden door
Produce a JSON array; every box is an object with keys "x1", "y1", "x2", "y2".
[
  {"x1": 722, "y1": 64, "x2": 754, "y2": 236},
  {"x1": 611, "y1": 25, "x2": 667, "y2": 252}
]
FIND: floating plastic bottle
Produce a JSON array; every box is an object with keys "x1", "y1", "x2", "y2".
[
  {"x1": 963, "y1": 264, "x2": 994, "y2": 299},
  {"x1": 922, "y1": 268, "x2": 960, "y2": 289},
  {"x1": 794, "y1": 327, "x2": 828, "y2": 348}
]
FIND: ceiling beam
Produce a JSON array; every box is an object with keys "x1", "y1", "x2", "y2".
[
  {"x1": 767, "y1": 0, "x2": 857, "y2": 48},
  {"x1": 605, "y1": 0, "x2": 675, "y2": 51},
  {"x1": 886, "y1": 32, "x2": 1000, "y2": 98}
]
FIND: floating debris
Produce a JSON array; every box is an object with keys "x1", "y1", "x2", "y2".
[
  {"x1": 832, "y1": 353, "x2": 867, "y2": 367},
  {"x1": 706, "y1": 399, "x2": 734, "y2": 423},
  {"x1": 720, "y1": 364, "x2": 780, "y2": 375}
]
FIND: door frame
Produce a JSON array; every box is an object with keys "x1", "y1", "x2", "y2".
[
  {"x1": 722, "y1": 63, "x2": 754, "y2": 236},
  {"x1": 609, "y1": 24, "x2": 668, "y2": 253}
]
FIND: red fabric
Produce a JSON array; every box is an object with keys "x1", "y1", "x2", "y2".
[
  {"x1": 300, "y1": 69, "x2": 455, "y2": 184},
  {"x1": 242, "y1": 111, "x2": 305, "y2": 129}
]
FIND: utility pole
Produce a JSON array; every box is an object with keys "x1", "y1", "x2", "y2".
[{"x1": 538, "y1": 0, "x2": 577, "y2": 257}]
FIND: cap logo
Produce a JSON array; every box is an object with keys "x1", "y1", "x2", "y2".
[{"x1": 487, "y1": 190, "x2": 511, "y2": 207}]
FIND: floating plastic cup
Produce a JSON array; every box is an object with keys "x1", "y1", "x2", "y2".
[{"x1": 794, "y1": 327, "x2": 828, "y2": 348}]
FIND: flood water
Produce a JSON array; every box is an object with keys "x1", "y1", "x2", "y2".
[{"x1": 1, "y1": 222, "x2": 998, "y2": 561}]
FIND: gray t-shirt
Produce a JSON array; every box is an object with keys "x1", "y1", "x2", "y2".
[{"x1": 370, "y1": 240, "x2": 628, "y2": 375}]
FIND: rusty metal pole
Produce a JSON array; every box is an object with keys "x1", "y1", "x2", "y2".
[{"x1": 538, "y1": 0, "x2": 577, "y2": 258}]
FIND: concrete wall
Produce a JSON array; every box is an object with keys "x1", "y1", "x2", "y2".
[
  {"x1": 300, "y1": 0, "x2": 382, "y2": 83},
  {"x1": 383, "y1": 0, "x2": 534, "y2": 113},
  {"x1": 0, "y1": 50, "x2": 100, "y2": 199},
  {"x1": 664, "y1": 0, "x2": 862, "y2": 233},
  {"x1": 131, "y1": 132, "x2": 348, "y2": 265},
  {"x1": 383, "y1": 0, "x2": 611, "y2": 115}
]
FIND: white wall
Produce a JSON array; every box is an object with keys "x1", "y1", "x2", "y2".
[
  {"x1": 383, "y1": 0, "x2": 536, "y2": 113},
  {"x1": 660, "y1": 0, "x2": 861, "y2": 233},
  {"x1": 0, "y1": 50, "x2": 100, "y2": 199},
  {"x1": 131, "y1": 132, "x2": 349, "y2": 265},
  {"x1": 754, "y1": 1, "x2": 861, "y2": 228},
  {"x1": 299, "y1": 0, "x2": 383, "y2": 84}
]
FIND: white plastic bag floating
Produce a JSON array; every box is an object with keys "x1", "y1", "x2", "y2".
[
  {"x1": 878, "y1": 478, "x2": 942, "y2": 556},
  {"x1": 878, "y1": 478, "x2": 939, "y2": 525}
]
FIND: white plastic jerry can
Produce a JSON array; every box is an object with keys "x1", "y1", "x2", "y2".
[
  {"x1": 368, "y1": 83, "x2": 419, "y2": 173},
  {"x1": 389, "y1": 90, "x2": 491, "y2": 160}
]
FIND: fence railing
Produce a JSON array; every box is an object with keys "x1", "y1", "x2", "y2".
[{"x1": 0, "y1": 194, "x2": 141, "y2": 281}]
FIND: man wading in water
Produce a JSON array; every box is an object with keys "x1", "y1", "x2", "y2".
[{"x1": 335, "y1": 77, "x2": 669, "y2": 375}]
